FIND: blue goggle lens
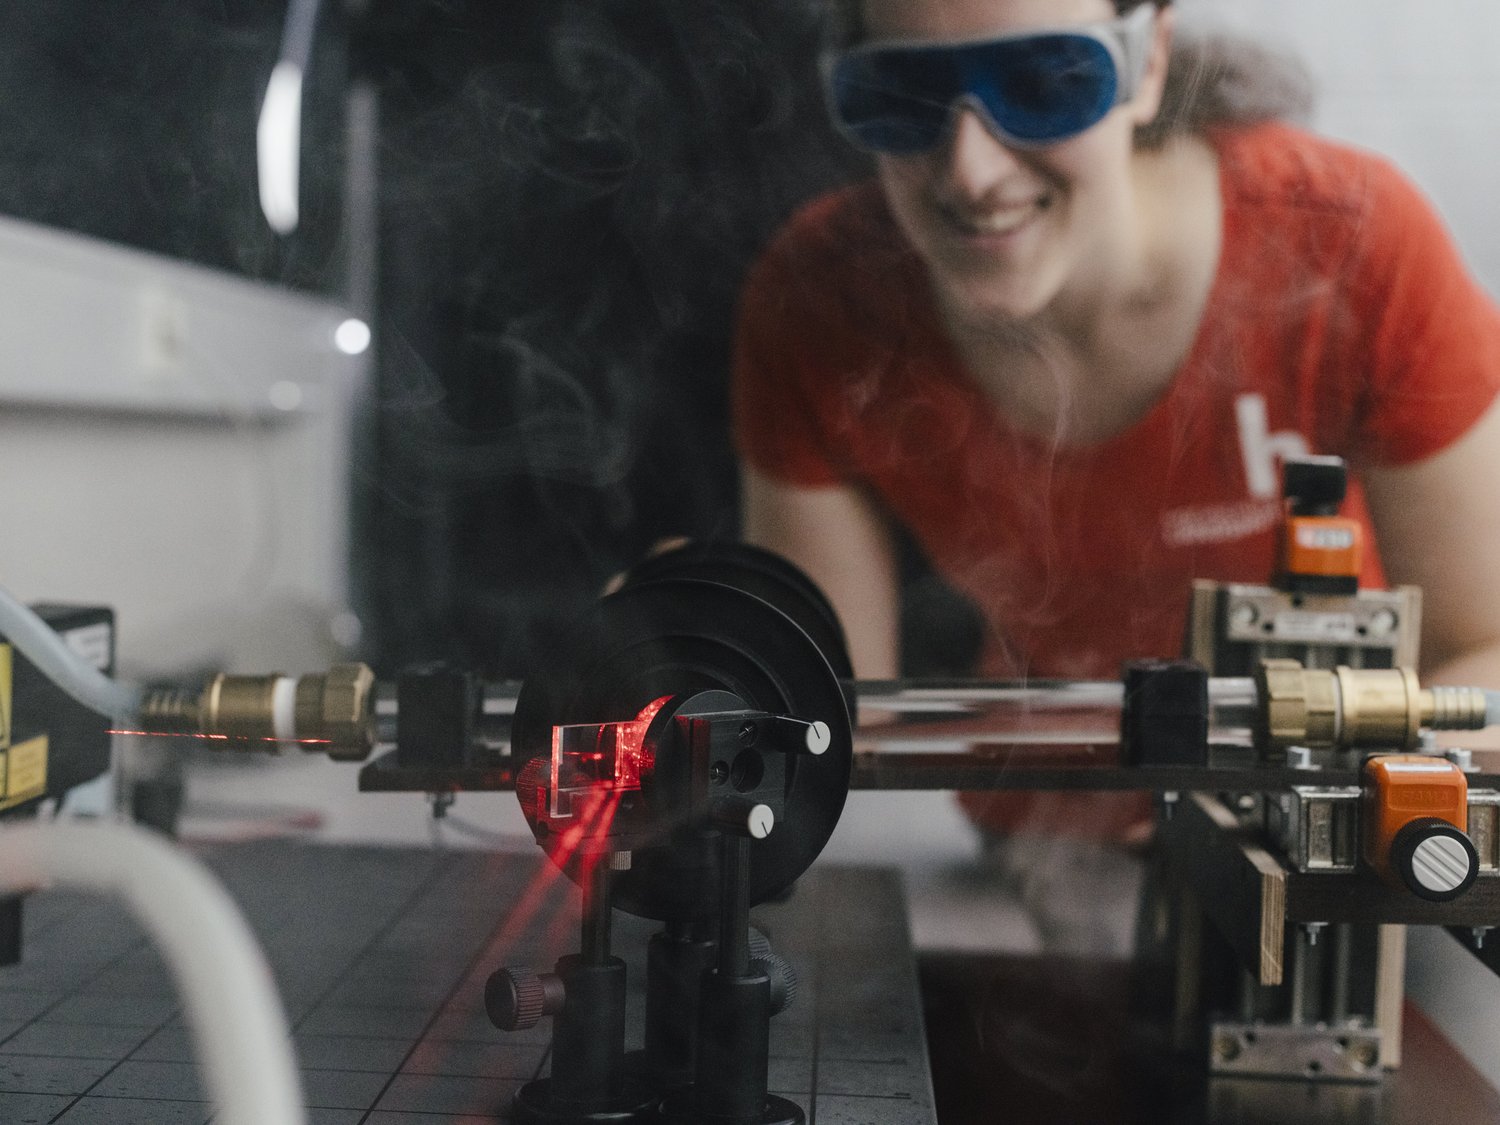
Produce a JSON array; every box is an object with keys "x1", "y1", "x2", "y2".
[{"x1": 831, "y1": 33, "x2": 1120, "y2": 154}]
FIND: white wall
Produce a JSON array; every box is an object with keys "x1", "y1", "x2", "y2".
[
  {"x1": 1179, "y1": 0, "x2": 1500, "y2": 292},
  {"x1": 0, "y1": 216, "x2": 367, "y2": 678}
]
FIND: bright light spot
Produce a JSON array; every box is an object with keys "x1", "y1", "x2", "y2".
[
  {"x1": 268, "y1": 380, "x2": 303, "y2": 412},
  {"x1": 330, "y1": 611, "x2": 363, "y2": 649},
  {"x1": 257, "y1": 60, "x2": 304, "y2": 235},
  {"x1": 334, "y1": 318, "x2": 371, "y2": 355}
]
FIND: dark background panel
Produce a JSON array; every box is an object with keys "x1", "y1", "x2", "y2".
[
  {"x1": 357, "y1": 0, "x2": 867, "y2": 676},
  {"x1": 0, "y1": 0, "x2": 347, "y2": 290},
  {"x1": 0, "y1": 1, "x2": 972, "y2": 681}
]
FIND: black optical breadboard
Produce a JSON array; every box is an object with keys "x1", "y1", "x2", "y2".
[{"x1": 0, "y1": 840, "x2": 937, "y2": 1123}]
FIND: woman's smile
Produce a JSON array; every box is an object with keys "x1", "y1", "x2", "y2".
[{"x1": 937, "y1": 192, "x2": 1053, "y2": 245}]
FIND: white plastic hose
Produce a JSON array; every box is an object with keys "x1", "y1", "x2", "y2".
[
  {"x1": 0, "y1": 583, "x2": 138, "y2": 718},
  {"x1": 0, "y1": 822, "x2": 305, "y2": 1125}
]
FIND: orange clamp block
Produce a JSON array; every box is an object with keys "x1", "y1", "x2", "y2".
[
  {"x1": 1362, "y1": 755, "x2": 1468, "y2": 887},
  {"x1": 1281, "y1": 514, "x2": 1363, "y2": 580}
]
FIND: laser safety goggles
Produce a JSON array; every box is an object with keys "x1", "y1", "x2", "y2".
[{"x1": 826, "y1": 4, "x2": 1157, "y2": 155}]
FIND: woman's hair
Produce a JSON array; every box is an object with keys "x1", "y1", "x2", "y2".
[{"x1": 828, "y1": 0, "x2": 1315, "y2": 148}]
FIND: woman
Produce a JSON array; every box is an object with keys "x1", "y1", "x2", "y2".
[{"x1": 731, "y1": 0, "x2": 1500, "y2": 945}]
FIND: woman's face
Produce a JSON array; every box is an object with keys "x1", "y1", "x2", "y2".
[{"x1": 861, "y1": 0, "x2": 1168, "y2": 327}]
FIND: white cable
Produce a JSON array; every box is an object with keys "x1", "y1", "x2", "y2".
[
  {"x1": 0, "y1": 822, "x2": 306, "y2": 1125},
  {"x1": 0, "y1": 582, "x2": 138, "y2": 719}
]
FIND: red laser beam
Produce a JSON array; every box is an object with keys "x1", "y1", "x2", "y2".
[
  {"x1": 547, "y1": 789, "x2": 625, "y2": 951},
  {"x1": 488, "y1": 785, "x2": 620, "y2": 962},
  {"x1": 108, "y1": 729, "x2": 333, "y2": 746},
  {"x1": 611, "y1": 696, "x2": 669, "y2": 789}
]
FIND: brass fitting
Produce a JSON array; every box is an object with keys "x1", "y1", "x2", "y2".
[
  {"x1": 1334, "y1": 666, "x2": 1422, "y2": 751},
  {"x1": 200, "y1": 673, "x2": 281, "y2": 741},
  {"x1": 138, "y1": 663, "x2": 376, "y2": 761},
  {"x1": 1422, "y1": 684, "x2": 1490, "y2": 731},
  {"x1": 294, "y1": 664, "x2": 376, "y2": 761},
  {"x1": 1254, "y1": 660, "x2": 1491, "y2": 755},
  {"x1": 1255, "y1": 658, "x2": 1338, "y2": 758}
]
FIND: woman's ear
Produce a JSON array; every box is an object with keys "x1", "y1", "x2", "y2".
[{"x1": 1127, "y1": 4, "x2": 1175, "y2": 127}]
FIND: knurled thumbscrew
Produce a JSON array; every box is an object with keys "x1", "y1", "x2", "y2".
[
  {"x1": 485, "y1": 966, "x2": 565, "y2": 1031},
  {"x1": 748, "y1": 928, "x2": 799, "y2": 1016}
]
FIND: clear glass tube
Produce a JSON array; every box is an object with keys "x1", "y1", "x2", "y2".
[
  {"x1": 852, "y1": 677, "x2": 1258, "y2": 750},
  {"x1": 401, "y1": 676, "x2": 1262, "y2": 754}
]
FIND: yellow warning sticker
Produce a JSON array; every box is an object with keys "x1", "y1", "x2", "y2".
[
  {"x1": 0, "y1": 733, "x2": 47, "y2": 811},
  {"x1": 0, "y1": 643, "x2": 11, "y2": 751}
]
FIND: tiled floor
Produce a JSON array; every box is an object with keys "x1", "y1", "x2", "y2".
[{"x1": 0, "y1": 840, "x2": 936, "y2": 1123}]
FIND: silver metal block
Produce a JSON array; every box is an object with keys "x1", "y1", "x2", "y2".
[
  {"x1": 1268, "y1": 786, "x2": 1362, "y2": 873},
  {"x1": 1468, "y1": 789, "x2": 1500, "y2": 873},
  {"x1": 1219, "y1": 587, "x2": 1410, "y2": 656},
  {"x1": 1209, "y1": 1021, "x2": 1383, "y2": 1082}
]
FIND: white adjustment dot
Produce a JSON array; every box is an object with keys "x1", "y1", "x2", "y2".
[
  {"x1": 748, "y1": 805, "x2": 775, "y2": 840},
  {"x1": 806, "y1": 721, "x2": 830, "y2": 755}
]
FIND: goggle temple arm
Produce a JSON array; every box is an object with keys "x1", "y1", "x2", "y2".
[{"x1": 1113, "y1": 3, "x2": 1160, "y2": 105}]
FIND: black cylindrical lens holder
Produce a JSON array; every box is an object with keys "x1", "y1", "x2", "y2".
[
  {"x1": 695, "y1": 966, "x2": 772, "y2": 1122},
  {"x1": 550, "y1": 954, "x2": 628, "y2": 1109},
  {"x1": 646, "y1": 926, "x2": 718, "y2": 1089}
]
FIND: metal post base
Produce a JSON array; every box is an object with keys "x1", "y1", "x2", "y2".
[
  {"x1": 657, "y1": 1090, "x2": 804, "y2": 1125},
  {"x1": 510, "y1": 1076, "x2": 658, "y2": 1125}
]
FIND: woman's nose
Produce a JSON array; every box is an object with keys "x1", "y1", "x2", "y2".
[{"x1": 939, "y1": 105, "x2": 1025, "y2": 199}]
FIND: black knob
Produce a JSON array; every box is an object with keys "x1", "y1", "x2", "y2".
[
  {"x1": 486, "y1": 967, "x2": 564, "y2": 1031},
  {"x1": 753, "y1": 954, "x2": 799, "y2": 1016},
  {"x1": 748, "y1": 929, "x2": 798, "y2": 1015},
  {"x1": 1390, "y1": 818, "x2": 1479, "y2": 902}
]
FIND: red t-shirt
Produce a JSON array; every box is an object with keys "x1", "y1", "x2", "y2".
[{"x1": 732, "y1": 123, "x2": 1500, "y2": 838}]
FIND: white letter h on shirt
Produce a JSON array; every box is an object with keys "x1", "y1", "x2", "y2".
[{"x1": 1236, "y1": 394, "x2": 1309, "y2": 499}]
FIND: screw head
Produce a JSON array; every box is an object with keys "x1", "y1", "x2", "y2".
[
  {"x1": 1213, "y1": 1034, "x2": 1242, "y2": 1062},
  {"x1": 1348, "y1": 1039, "x2": 1379, "y2": 1069}
]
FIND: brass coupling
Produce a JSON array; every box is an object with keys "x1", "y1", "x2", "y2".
[
  {"x1": 293, "y1": 664, "x2": 377, "y2": 761},
  {"x1": 1256, "y1": 659, "x2": 1339, "y2": 758},
  {"x1": 139, "y1": 663, "x2": 376, "y2": 761},
  {"x1": 1333, "y1": 666, "x2": 1423, "y2": 751},
  {"x1": 1254, "y1": 660, "x2": 1490, "y2": 755}
]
